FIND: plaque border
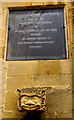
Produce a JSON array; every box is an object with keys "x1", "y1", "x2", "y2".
[{"x1": 4, "y1": 3, "x2": 68, "y2": 61}]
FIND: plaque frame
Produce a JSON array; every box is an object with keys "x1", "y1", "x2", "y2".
[{"x1": 5, "y1": 3, "x2": 68, "y2": 61}]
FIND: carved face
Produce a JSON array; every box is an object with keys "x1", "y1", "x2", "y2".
[
  {"x1": 17, "y1": 88, "x2": 46, "y2": 111},
  {"x1": 20, "y1": 95, "x2": 42, "y2": 111}
]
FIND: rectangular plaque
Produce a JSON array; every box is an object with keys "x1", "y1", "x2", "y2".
[{"x1": 6, "y1": 8, "x2": 66, "y2": 61}]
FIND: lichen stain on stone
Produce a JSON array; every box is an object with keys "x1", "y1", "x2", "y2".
[{"x1": 37, "y1": 61, "x2": 60, "y2": 75}]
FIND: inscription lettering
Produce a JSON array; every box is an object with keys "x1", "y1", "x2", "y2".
[{"x1": 6, "y1": 8, "x2": 66, "y2": 61}]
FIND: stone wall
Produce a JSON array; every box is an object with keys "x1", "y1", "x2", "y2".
[
  {"x1": 0, "y1": 1, "x2": 73, "y2": 119},
  {"x1": 72, "y1": 1, "x2": 74, "y2": 118}
]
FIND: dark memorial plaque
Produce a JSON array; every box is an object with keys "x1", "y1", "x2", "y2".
[{"x1": 6, "y1": 8, "x2": 66, "y2": 61}]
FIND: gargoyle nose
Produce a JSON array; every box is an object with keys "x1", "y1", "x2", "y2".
[{"x1": 25, "y1": 100, "x2": 35, "y2": 105}]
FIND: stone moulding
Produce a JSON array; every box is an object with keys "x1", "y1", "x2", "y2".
[{"x1": 17, "y1": 88, "x2": 46, "y2": 111}]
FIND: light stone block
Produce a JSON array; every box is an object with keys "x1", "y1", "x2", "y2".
[
  {"x1": 7, "y1": 61, "x2": 38, "y2": 76},
  {"x1": 32, "y1": 75, "x2": 72, "y2": 87},
  {"x1": 6, "y1": 75, "x2": 33, "y2": 91}
]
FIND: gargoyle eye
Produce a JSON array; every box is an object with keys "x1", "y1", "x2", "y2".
[
  {"x1": 21, "y1": 96, "x2": 28, "y2": 100},
  {"x1": 32, "y1": 96, "x2": 38, "y2": 99}
]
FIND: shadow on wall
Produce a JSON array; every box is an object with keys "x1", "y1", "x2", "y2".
[{"x1": 21, "y1": 111, "x2": 42, "y2": 120}]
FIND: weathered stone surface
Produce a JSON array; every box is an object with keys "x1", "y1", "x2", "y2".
[
  {"x1": 32, "y1": 75, "x2": 72, "y2": 87},
  {"x1": 1, "y1": 1, "x2": 59, "y2": 8},
  {"x1": 2, "y1": 12, "x2": 8, "y2": 29},
  {"x1": 3, "y1": 110, "x2": 72, "y2": 119},
  {"x1": 0, "y1": 29, "x2": 7, "y2": 46},
  {"x1": 0, "y1": 71, "x2": 3, "y2": 120},
  {"x1": 0, "y1": 29, "x2": 2, "y2": 41},
  {"x1": 72, "y1": 58, "x2": 74, "y2": 91},
  {"x1": 72, "y1": 44, "x2": 74, "y2": 59},
  {"x1": 0, "y1": 7, "x2": 8, "y2": 28},
  {"x1": 0, "y1": 46, "x2": 2, "y2": 59},
  {"x1": 6, "y1": 76, "x2": 33, "y2": 91},
  {"x1": 46, "y1": 90, "x2": 72, "y2": 112},
  {"x1": 0, "y1": 16, "x2": 2, "y2": 29},
  {"x1": 54, "y1": 111, "x2": 72, "y2": 118},
  {"x1": 0, "y1": 86, "x2": 2, "y2": 106},
  {"x1": 2, "y1": 111, "x2": 24, "y2": 118},
  {"x1": 0, "y1": 46, "x2": 5, "y2": 59},
  {"x1": 4, "y1": 89, "x2": 72, "y2": 118},
  {"x1": 0, "y1": 70, "x2": 2, "y2": 90},
  {"x1": 42, "y1": 111, "x2": 72, "y2": 118},
  {"x1": 72, "y1": 92, "x2": 74, "y2": 112},
  {"x1": 0, "y1": 110, "x2": 2, "y2": 119},
  {"x1": 8, "y1": 60, "x2": 72, "y2": 76},
  {"x1": 72, "y1": 76, "x2": 74, "y2": 91},
  {"x1": 7, "y1": 61, "x2": 38, "y2": 76},
  {"x1": 72, "y1": 65, "x2": 74, "y2": 79},
  {"x1": 37, "y1": 60, "x2": 72, "y2": 76},
  {"x1": 72, "y1": 111, "x2": 74, "y2": 119},
  {"x1": 60, "y1": 60, "x2": 72, "y2": 75},
  {"x1": 0, "y1": 60, "x2": 2, "y2": 69},
  {"x1": 4, "y1": 91, "x2": 18, "y2": 111},
  {"x1": 37, "y1": 61, "x2": 61, "y2": 75}
]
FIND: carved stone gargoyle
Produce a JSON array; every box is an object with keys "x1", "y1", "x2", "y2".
[{"x1": 17, "y1": 88, "x2": 46, "y2": 111}]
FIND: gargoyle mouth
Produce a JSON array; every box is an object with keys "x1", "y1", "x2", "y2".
[{"x1": 21, "y1": 105, "x2": 40, "y2": 110}]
